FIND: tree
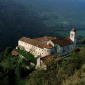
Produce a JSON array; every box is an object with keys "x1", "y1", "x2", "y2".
[
  {"x1": 45, "y1": 57, "x2": 57, "y2": 70},
  {"x1": 4, "y1": 47, "x2": 12, "y2": 55},
  {"x1": 29, "y1": 69, "x2": 46, "y2": 85},
  {"x1": 82, "y1": 38, "x2": 85, "y2": 45},
  {"x1": 70, "y1": 47, "x2": 80, "y2": 55},
  {"x1": 0, "y1": 52, "x2": 4, "y2": 62}
]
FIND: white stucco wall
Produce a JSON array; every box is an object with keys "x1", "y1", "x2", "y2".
[
  {"x1": 70, "y1": 31, "x2": 75, "y2": 42},
  {"x1": 59, "y1": 44, "x2": 75, "y2": 56},
  {"x1": 18, "y1": 38, "x2": 76, "y2": 57},
  {"x1": 36, "y1": 57, "x2": 41, "y2": 68},
  {"x1": 70, "y1": 31, "x2": 76, "y2": 48},
  {"x1": 18, "y1": 40, "x2": 53, "y2": 57}
]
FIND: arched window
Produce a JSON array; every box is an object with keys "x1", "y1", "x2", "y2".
[{"x1": 63, "y1": 47, "x2": 65, "y2": 52}]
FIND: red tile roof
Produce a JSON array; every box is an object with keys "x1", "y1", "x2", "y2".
[
  {"x1": 16, "y1": 46, "x2": 19, "y2": 47},
  {"x1": 40, "y1": 55, "x2": 52, "y2": 62},
  {"x1": 41, "y1": 55, "x2": 63, "y2": 62},
  {"x1": 19, "y1": 36, "x2": 74, "y2": 49},
  {"x1": 19, "y1": 37, "x2": 52, "y2": 49},
  {"x1": 34, "y1": 36, "x2": 56, "y2": 42},
  {"x1": 45, "y1": 44, "x2": 53, "y2": 49},
  {"x1": 11, "y1": 51, "x2": 19, "y2": 56},
  {"x1": 51, "y1": 37, "x2": 74, "y2": 47}
]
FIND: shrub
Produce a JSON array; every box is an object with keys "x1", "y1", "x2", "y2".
[
  {"x1": 70, "y1": 47, "x2": 80, "y2": 54},
  {"x1": 4, "y1": 47, "x2": 12, "y2": 55},
  {"x1": 82, "y1": 38, "x2": 85, "y2": 45},
  {"x1": 81, "y1": 64, "x2": 85, "y2": 72}
]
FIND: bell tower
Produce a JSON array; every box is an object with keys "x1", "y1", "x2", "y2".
[{"x1": 70, "y1": 28, "x2": 76, "y2": 47}]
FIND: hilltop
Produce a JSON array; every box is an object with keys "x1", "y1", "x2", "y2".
[{"x1": 0, "y1": 45, "x2": 85, "y2": 85}]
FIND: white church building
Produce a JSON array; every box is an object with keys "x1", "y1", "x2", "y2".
[
  {"x1": 17, "y1": 28, "x2": 77, "y2": 69},
  {"x1": 18, "y1": 28, "x2": 76, "y2": 57}
]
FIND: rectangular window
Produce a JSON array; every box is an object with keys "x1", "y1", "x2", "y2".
[{"x1": 63, "y1": 47, "x2": 65, "y2": 52}]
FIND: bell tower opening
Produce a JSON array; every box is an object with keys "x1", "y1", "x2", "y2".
[{"x1": 71, "y1": 33, "x2": 73, "y2": 38}]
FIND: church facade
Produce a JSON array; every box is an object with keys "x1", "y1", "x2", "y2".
[{"x1": 18, "y1": 29, "x2": 77, "y2": 58}]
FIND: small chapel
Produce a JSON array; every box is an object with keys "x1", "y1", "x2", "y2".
[{"x1": 18, "y1": 28, "x2": 76, "y2": 57}]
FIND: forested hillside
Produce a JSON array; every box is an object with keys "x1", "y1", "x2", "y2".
[
  {"x1": 0, "y1": 0, "x2": 47, "y2": 52},
  {"x1": 0, "y1": 46, "x2": 85, "y2": 85},
  {"x1": 0, "y1": 0, "x2": 85, "y2": 52},
  {"x1": 27, "y1": 0, "x2": 85, "y2": 27}
]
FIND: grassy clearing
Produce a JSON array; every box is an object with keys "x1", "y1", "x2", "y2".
[
  {"x1": 77, "y1": 30, "x2": 85, "y2": 36},
  {"x1": 64, "y1": 56, "x2": 71, "y2": 60},
  {"x1": 55, "y1": 31, "x2": 69, "y2": 37},
  {"x1": 14, "y1": 49, "x2": 36, "y2": 63},
  {"x1": 55, "y1": 30, "x2": 85, "y2": 38}
]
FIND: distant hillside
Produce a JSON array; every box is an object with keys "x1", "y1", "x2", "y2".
[
  {"x1": 26, "y1": 0, "x2": 85, "y2": 27},
  {"x1": 0, "y1": 0, "x2": 47, "y2": 52},
  {"x1": 0, "y1": 0, "x2": 85, "y2": 52}
]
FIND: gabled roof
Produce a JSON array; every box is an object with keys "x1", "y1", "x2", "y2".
[
  {"x1": 41, "y1": 55, "x2": 63, "y2": 63},
  {"x1": 34, "y1": 36, "x2": 56, "y2": 42},
  {"x1": 45, "y1": 44, "x2": 53, "y2": 49},
  {"x1": 11, "y1": 51, "x2": 19, "y2": 56},
  {"x1": 19, "y1": 36, "x2": 74, "y2": 49},
  {"x1": 19, "y1": 37, "x2": 53, "y2": 49},
  {"x1": 40, "y1": 55, "x2": 52, "y2": 62},
  {"x1": 51, "y1": 37, "x2": 74, "y2": 47}
]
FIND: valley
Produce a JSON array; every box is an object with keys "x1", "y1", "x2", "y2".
[{"x1": 0, "y1": 0, "x2": 85, "y2": 52}]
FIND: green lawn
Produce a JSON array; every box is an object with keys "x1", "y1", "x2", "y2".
[
  {"x1": 64, "y1": 56, "x2": 71, "y2": 60},
  {"x1": 61, "y1": 56, "x2": 72, "y2": 67},
  {"x1": 14, "y1": 49, "x2": 36, "y2": 63}
]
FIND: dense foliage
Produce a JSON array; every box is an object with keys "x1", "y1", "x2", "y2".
[
  {"x1": 0, "y1": 48, "x2": 35, "y2": 85},
  {"x1": 27, "y1": 47, "x2": 85, "y2": 85},
  {"x1": 82, "y1": 38, "x2": 85, "y2": 45},
  {"x1": 0, "y1": 46, "x2": 85, "y2": 85}
]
